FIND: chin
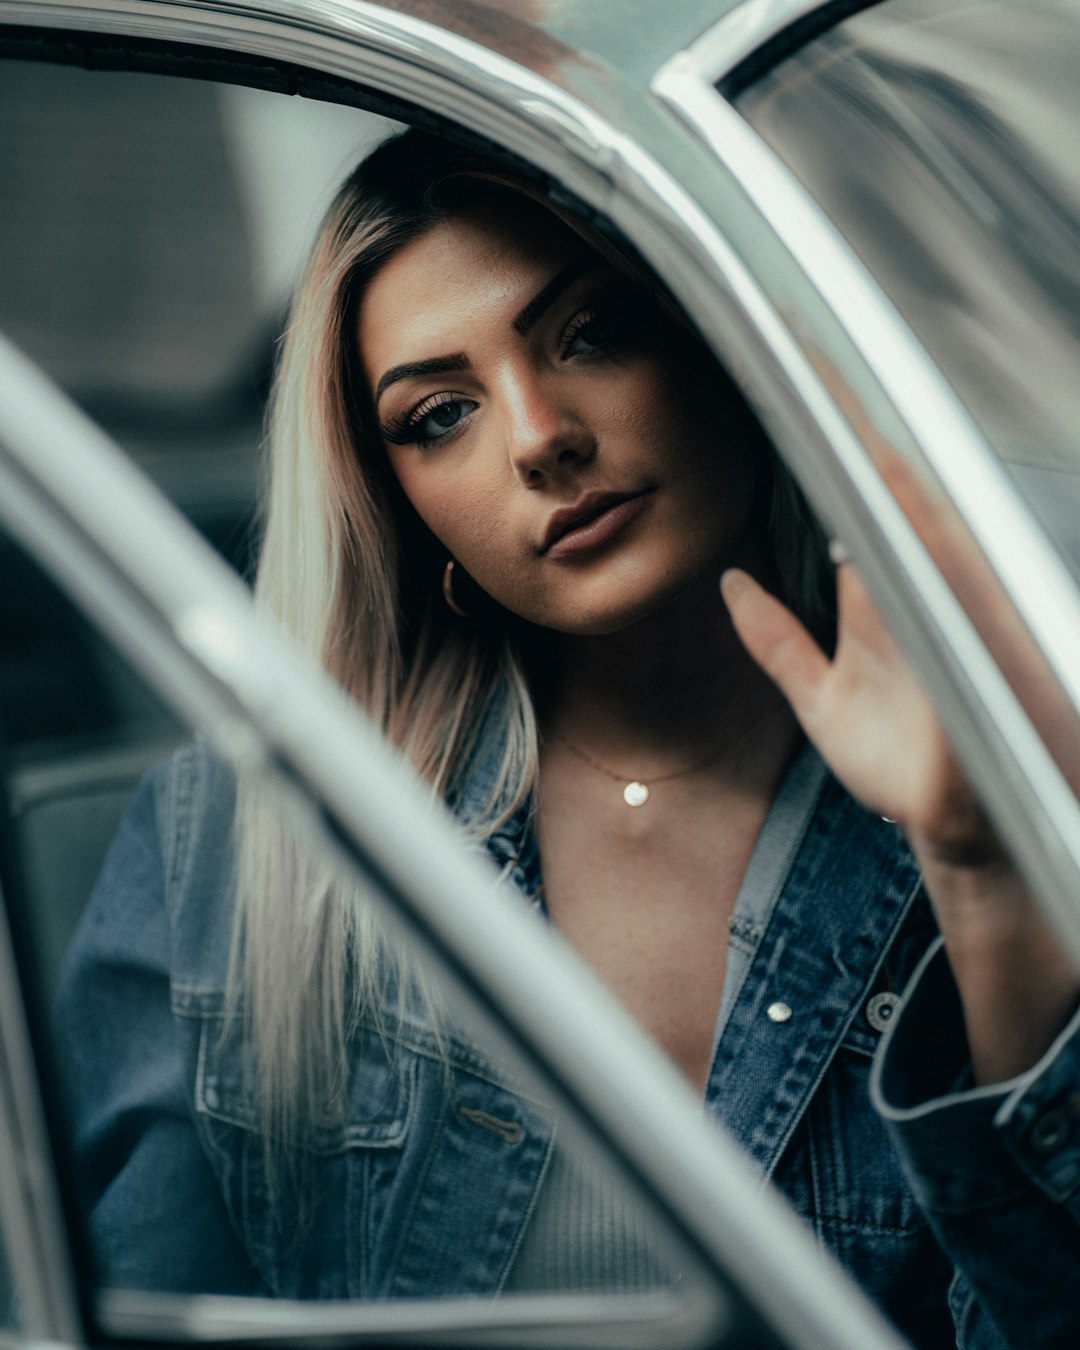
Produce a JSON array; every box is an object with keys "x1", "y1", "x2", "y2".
[{"x1": 541, "y1": 578, "x2": 704, "y2": 637}]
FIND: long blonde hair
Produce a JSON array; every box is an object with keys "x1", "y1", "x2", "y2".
[{"x1": 232, "y1": 129, "x2": 831, "y2": 1156}]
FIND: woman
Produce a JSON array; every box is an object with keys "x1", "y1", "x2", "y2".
[{"x1": 59, "y1": 129, "x2": 1080, "y2": 1345}]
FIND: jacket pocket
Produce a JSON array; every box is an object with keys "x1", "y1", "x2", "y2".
[{"x1": 192, "y1": 1010, "x2": 415, "y2": 1300}]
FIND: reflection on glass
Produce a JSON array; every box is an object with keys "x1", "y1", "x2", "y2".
[
  {"x1": 0, "y1": 521, "x2": 690, "y2": 1322},
  {"x1": 56, "y1": 748, "x2": 680, "y2": 1300},
  {"x1": 738, "y1": 0, "x2": 1080, "y2": 579}
]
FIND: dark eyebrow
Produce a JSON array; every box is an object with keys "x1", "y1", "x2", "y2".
[
  {"x1": 375, "y1": 353, "x2": 469, "y2": 403},
  {"x1": 373, "y1": 257, "x2": 599, "y2": 405},
  {"x1": 513, "y1": 256, "x2": 598, "y2": 336}
]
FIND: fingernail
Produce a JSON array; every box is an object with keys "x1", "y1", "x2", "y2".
[{"x1": 720, "y1": 568, "x2": 749, "y2": 603}]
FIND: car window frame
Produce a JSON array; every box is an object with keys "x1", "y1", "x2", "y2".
[
  {"x1": 5, "y1": 1, "x2": 1078, "y2": 1347},
  {"x1": 652, "y1": 0, "x2": 1080, "y2": 968}
]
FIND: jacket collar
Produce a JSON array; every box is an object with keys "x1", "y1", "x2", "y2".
[
  {"x1": 706, "y1": 775, "x2": 922, "y2": 1177},
  {"x1": 450, "y1": 698, "x2": 543, "y2": 905},
  {"x1": 455, "y1": 707, "x2": 924, "y2": 1178}
]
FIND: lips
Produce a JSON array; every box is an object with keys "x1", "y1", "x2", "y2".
[{"x1": 539, "y1": 488, "x2": 651, "y2": 557}]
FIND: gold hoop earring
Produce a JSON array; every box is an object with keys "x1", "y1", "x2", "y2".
[{"x1": 442, "y1": 560, "x2": 472, "y2": 619}]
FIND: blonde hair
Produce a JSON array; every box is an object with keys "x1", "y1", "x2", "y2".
[{"x1": 232, "y1": 129, "x2": 831, "y2": 1158}]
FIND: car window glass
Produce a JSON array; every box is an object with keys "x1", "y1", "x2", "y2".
[
  {"x1": 736, "y1": 0, "x2": 1080, "y2": 585},
  {"x1": 0, "y1": 511, "x2": 718, "y2": 1340}
]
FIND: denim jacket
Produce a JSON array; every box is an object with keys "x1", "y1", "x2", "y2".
[{"x1": 57, "y1": 737, "x2": 1080, "y2": 1348}]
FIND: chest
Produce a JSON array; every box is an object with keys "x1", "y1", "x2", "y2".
[{"x1": 535, "y1": 771, "x2": 770, "y2": 1091}]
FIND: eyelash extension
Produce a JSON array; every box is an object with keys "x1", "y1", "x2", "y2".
[
  {"x1": 380, "y1": 412, "x2": 423, "y2": 446},
  {"x1": 559, "y1": 292, "x2": 642, "y2": 359},
  {"x1": 560, "y1": 307, "x2": 607, "y2": 352},
  {"x1": 380, "y1": 391, "x2": 472, "y2": 448}
]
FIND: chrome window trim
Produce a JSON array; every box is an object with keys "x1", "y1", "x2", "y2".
[
  {"x1": 651, "y1": 43, "x2": 1080, "y2": 958},
  {"x1": 667, "y1": 0, "x2": 841, "y2": 84},
  {"x1": 0, "y1": 0, "x2": 1076, "y2": 1339},
  {"x1": 0, "y1": 0, "x2": 621, "y2": 181},
  {"x1": 99, "y1": 1287, "x2": 700, "y2": 1347},
  {"x1": 0, "y1": 334, "x2": 908, "y2": 1350}
]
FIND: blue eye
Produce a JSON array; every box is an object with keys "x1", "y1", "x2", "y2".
[
  {"x1": 382, "y1": 393, "x2": 478, "y2": 448},
  {"x1": 418, "y1": 399, "x2": 467, "y2": 437}
]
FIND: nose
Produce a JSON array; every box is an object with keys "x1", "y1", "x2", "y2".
[{"x1": 499, "y1": 365, "x2": 595, "y2": 485}]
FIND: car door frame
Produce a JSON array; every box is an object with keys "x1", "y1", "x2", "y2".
[{"x1": 2, "y1": 1, "x2": 1079, "y2": 1348}]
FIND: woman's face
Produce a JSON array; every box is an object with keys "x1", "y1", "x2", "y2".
[{"x1": 359, "y1": 194, "x2": 762, "y2": 635}]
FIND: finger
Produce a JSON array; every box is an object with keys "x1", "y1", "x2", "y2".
[{"x1": 720, "y1": 568, "x2": 830, "y2": 716}]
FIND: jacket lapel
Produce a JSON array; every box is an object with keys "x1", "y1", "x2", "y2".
[{"x1": 706, "y1": 776, "x2": 924, "y2": 1180}]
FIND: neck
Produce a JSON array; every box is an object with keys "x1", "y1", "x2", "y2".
[{"x1": 539, "y1": 571, "x2": 797, "y2": 782}]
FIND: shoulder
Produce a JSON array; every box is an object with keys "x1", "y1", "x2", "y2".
[
  {"x1": 149, "y1": 737, "x2": 237, "y2": 897},
  {"x1": 154, "y1": 738, "x2": 239, "y2": 990},
  {"x1": 66, "y1": 737, "x2": 240, "y2": 995}
]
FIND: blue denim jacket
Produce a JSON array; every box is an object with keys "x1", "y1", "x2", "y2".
[{"x1": 57, "y1": 737, "x2": 1080, "y2": 1347}]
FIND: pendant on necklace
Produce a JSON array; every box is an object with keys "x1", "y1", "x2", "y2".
[{"x1": 623, "y1": 781, "x2": 650, "y2": 807}]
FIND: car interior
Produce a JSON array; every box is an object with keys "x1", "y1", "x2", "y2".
[
  {"x1": 0, "y1": 62, "x2": 396, "y2": 1323},
  {"x1": 0, "y1": 55, "x2": 391, "y2": 998}
]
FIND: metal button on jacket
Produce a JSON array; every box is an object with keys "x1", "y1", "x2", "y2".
[
  {"x1": 866, "y1": 991, "x2": 901, "y2": 1033},
  {"x1": 1031, "y1": 1110, "x2": 1069, "y2": 1153}
]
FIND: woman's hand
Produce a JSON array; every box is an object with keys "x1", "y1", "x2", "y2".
[
  {"x1": 721, "y1": 561, "x2": 1079, "y2": 1084},
  {"x1": 722, "y1": 561, "x2": 990, "y2": 859}
]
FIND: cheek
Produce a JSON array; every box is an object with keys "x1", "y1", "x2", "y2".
[
  {"x1": 393, "y1": 458, "x2": 511, "y2": 574},
  {"x1": 404, "y1": 476, "x2": 550, "y2": 617}
]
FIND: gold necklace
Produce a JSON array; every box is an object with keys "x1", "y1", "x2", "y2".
[{"x1": 546, "y1": 729, "x2": 730, "y2": 808}]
